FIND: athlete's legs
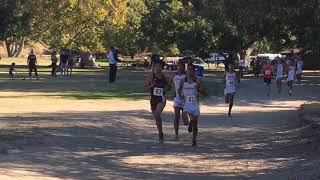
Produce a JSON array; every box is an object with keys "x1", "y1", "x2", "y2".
[
  {"x1": 182, "y1": 111, "x2": 190, "y2": 126},
  {"x1": 191, "y1": 116, "x2": 199, "y2": 146},
  {"x1": 277, "y1": 79, "x2": 282, "y2": 94},
  {"x1": 153, "y1": 103, "x2": 165, "y2": 140},
  {"x1": 174, "y1": 107, "x2": 182, "y2": 136},
  {"x1": 228, "y1": 93, "x2": 235, "y2": 117},
  {"x1": 225, "y1": 93, "x2": 230, "y2": 104}
]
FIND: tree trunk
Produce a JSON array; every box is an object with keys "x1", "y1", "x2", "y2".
[
  {"x1": 14, "y1": 37, "x2": 25, "y2": 57},
  {"x1": 5, "y1": 37, "x2": 25, "y2": 57}
]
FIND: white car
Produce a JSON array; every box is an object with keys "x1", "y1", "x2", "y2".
[{"x1": 207, "y1": 53, "x2": 229, "y2": 63}]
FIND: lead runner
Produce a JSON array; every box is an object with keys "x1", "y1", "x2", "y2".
[{"x1": 144, "y1": 60, "x2": 171, "y2": 143}]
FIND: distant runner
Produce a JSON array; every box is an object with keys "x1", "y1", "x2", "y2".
[
  {"x1": 178, "y1": 63, "x2": 206, "y2": 146},
  {"x1": 263, "y1": 61, "x2": 273, "y2": 96},
  {"x1": 287, "y1": 60, "x2": 296, "y2": 96},
  {"x1": 224, "y1": 64, "x2": 239, "y2": 117},
  {"x1": 296, "y1": 56, "x2": 303, "y2": 84},
  {"x1": 171, "y1": 61, "x2": 186, "y2": 140},
  {"x1": 144, "y1": 61, "x2": 170, "y2": 143},
  {"x1": 275, "y1": 58, "x2": 285, "y2": 94}
]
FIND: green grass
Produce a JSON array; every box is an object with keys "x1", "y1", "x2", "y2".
[
  {"x1": 302, "y1": 103, "x2": 320, "y2": 110},
  {"x1": 0, "y1": 57, "x2": 223, "y2": 101}
]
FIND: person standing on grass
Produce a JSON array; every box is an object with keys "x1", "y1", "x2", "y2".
[
  {"x1": 171, "y1": 61, "x2": 186, "y2": 140},
  {"x1": 51, "y1": 51, "x2": 58, "y2": 77},
  {"x1": 27, "y1": 49, "x2": 39, "y2": 80},
  {"x1": 67, "y1": 52, "x2": 75, "y2": 77},
  {"x1": 224, "y1": 64, "x2": 239, "y2": 118},
  {"x1": 144, "y1": 60, "x2": 171, "y2": 143},
  {"x1": 9, "y1": 62, "x2": 16, "y2": 80},
  {"x1": 60, "y1": 51, "x2": 68, "y2": 78},
  {"x1": 108, "y1": 46, "x2": 117, "y2": 83},
  {"x1": 178, "y1": 63, "x2": 206, "y2": 146}
]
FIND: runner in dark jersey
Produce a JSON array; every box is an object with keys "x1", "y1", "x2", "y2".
[
  {"x1": 144, "y1": 60, "x2": 170, "y2": 143},
  {"x1": 27, "y1": 49, "x2": 39, "y2": 80}
]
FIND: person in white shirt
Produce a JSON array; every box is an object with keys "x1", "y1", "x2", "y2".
[
  {"x1": 171, "y1": 61, "x2": 186, "y2": 139},
  {"x1": 108, "y1": 46, "x2": 117, "y2": 83},
  {"x1": 287, "y1": 60, "x2": 296, "y2": 96},
  {"x1": 296, "y1": 56, "x2": 303, "y2": 84}
]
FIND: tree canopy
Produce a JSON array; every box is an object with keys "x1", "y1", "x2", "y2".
[{"x1": 0, "y1": 0, "x2": 319, "y2": 57}]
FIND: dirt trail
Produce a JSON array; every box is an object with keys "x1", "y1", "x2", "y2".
[{"x1": 0, "y1": 73, "x2": 319, "y2": 180}]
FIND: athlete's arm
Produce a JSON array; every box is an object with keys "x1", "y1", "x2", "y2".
[
  {"x1": 178, "y1": 79, "x2": 184, "y2": 100},
  {"x1": 164, "y1": 76, "x2": 172, "y2": 91},
  {"x1": 144, "y1": 76, "x2": 155, "y2": 92},
  {"x1": 222, "y1": 71, "x2": 227, "y2": 88},
  {"x1": 197, "y1": 79, "x2": 207, "y2": 96}
]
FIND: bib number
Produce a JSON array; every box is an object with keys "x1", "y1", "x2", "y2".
[
  {"x1": 153, "y1": 88, "x2": 164, "y2": 96},
  {"x1": 227, "y1": 80, "x2": 234, "y2": 86},
  {"x1": 186, "y1": 96, "x2": 196, "y2": 103},
  {"x1": 265, "y1": 70, "x2": 271, "y2": 75}
]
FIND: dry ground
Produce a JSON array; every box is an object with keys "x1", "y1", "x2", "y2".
[{"x1": 0, "y1": 71, "x2": 320, "y2": 180}]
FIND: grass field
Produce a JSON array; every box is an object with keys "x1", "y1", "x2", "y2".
[{"x1": 0, "y1": 57, "x2": 223, "y2": 101}]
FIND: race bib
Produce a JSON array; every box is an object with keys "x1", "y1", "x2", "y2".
[
  {"x1": 186, "y1": 96, "x2": 197, "y2": 103},
  {"x1": 153, "y1": 87, "x2": 164, "y2": 96},
  {"x1": 227, "y1": 79, "x2": 234, "y2": 86},
  {"x1": 265, "y1": 70, "x2": 271, "y2": 75}
]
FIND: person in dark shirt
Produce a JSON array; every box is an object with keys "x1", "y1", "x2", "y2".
[
  {"x1": 27, "y1": 49, "x2": 39, "y2": 80},
  {"x1": 60, "y1": 51, "x2": 68, "y2": 78},
  {"x1": 9, "y1": 62, "x2": 16, "y2": 80},
  {"x1": 51, "y1": 51, "x2": 58, "y2": 77}
]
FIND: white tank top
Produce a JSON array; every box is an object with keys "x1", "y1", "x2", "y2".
[
  {"x1": 225, "y1": 72, "x2": 236, "y2": 88},
  {"x1": 276, "y1": 64, "x2": 283, "y2": 78},
  {"x1": 296, "y1": 61, "x2": 303, "y2": 74},
  {"x1": 287, "y1": 66, "x2": 295, "y2": 81},
  {"x1": 183, "y1": 79, "x2": 198, "y2": 104},
  {"x1": 173, "y1": 74, "x2": 186, "y2": 97}
]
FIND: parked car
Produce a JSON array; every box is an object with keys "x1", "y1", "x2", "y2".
[{"x1": 206, "y1": 53, "x2": 229, "y2": 64}]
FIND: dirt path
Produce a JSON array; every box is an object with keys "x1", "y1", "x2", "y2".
[{"x1": 0, "y1": 73, "x2": 319, "y2": 180}]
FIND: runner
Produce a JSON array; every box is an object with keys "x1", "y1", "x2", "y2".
[
  {"x1": 275, "y1": 58, "x2": 285, "y2": 94},
  {"x1": 144, "y1": 60, "x2": 170, "y2": 143},
  {"x1": 171, "y1": 61, "x2": 186, "y2": 139},
  {"x1": 178, "y1": 63, "x2": 206, "y2": 146},
  {"x1": 296, "y1": 56, "x2": 303, "y2": 84},
  {"x1": 287, "y1": 60, "x2": 296, "y2": 96},
  {"x1": 224, "y1": 64, "x2": 239, "y2": 117},
  {"x1": 263, "y1": 61, "x2": 273, "y2": 96}
]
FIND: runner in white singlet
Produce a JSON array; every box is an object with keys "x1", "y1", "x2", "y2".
[
  {"x1": 275, "y1": 58, "x2": 285, "y2": 94},
  {"x1": 224, "y1": 64, "x2": 238, "y2": 117},
  {"x1": 287, "y1": 60, "x2": 295, "y2": 96},
  {"x1": 296, "y1": 57, "x2": 303, "y2": 84},
  {"x1": 178, "y1": 63, "x2": 206, "y2": 146},
  {"x1": 171, "y1": 61, "x2": 186, "y2": 139}
]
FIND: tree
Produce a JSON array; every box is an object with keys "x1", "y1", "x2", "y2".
[{"x1": 0, "y1": 0, "x2": 31, "y2": 57}]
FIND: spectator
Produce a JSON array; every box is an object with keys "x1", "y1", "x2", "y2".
[
  {"x1": 60, "y1": 51, "x2": 68, "y2": 78},
  {"x1": 9, "y1": 62, "x2": 16, "y2": 80},
  {"x1": 67, "y1": 52, "x2": 75, "y2": 76},
  {"x1": 51, "y1": 51, "x2": 58, "y2": 77},
  {"x1": 108, "y1": 46, "x2": 117, "y2": 83},
  {"x1": 27, "y1": 49, "x2": 39, "y2": 80}
]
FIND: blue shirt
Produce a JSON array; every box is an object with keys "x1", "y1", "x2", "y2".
[{"x1": 108, "y1": 51, "x2": 116, "y2": 65}]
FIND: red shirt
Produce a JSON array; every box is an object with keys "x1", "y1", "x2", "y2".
[{"x1": 264, "y1": 65, "x2": 273, "y2": 78}]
